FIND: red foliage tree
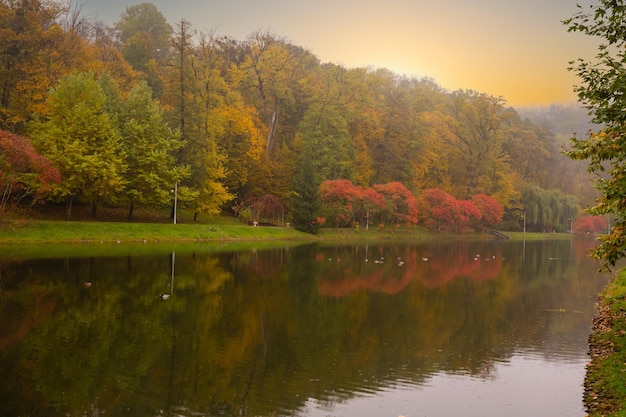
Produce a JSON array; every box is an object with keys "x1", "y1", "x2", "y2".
[
  {"x1": 417, "y1": 188, "x2": 459, "y2": 230},
  {"x1": 574, "y1": 215, "x2": 607, "y2": 235},
  {"x1": 471, "y1": 194, "x2": 503, "y2": 227},
  {"x1": 457, "y1": 199, "x2": 482, "y2": 232},
  {"x1": 355, "y1": 186, "x2": 387, "y2": 228},
  {"x1": 0, "y1": 130, "x2": 60, "y2": 213},
  {"x1": 320, "y1": 179, "x2": 362, "y2": 227},
  {"x1": 372, "y1": 181, "x2": 418, "y2": 226},
  {"x1": 592, "y1": 216, "x2": 607, "y2": 233}
]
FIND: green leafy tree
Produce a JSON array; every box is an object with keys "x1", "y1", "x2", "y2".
[
  {"x1": 116, "y1": 80, "x2": 189, "y2": 219},
  {"x1": 29, "y1": 71, "x2": 126, "y2": 219},
  {"x1": 289, "y1": 157, "x2": 321, "y2": 234},
  {"x1": 298, "y1": 101, "x2": 354, "y2": 182},
  {"x1": 564, "y1": 1, "x2": 626, "y2": 269},
  {"x1": 521, "y1": 184, "x2": 578, "y2": 232}
]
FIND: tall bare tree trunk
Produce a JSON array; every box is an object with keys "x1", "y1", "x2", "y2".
[{"x1": 266, "y1": 103, "x2": 280, "y2": 155}]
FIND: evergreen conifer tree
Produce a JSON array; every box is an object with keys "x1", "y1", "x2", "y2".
[{"x1": 290, "y1": 157, "x2": 322, "y2": 234}]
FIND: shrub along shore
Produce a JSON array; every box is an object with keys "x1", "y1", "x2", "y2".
[
  {"x1": 1, "y1": 215, "x2": 620, "y2": 415},
  {"x1": 584, "y1": 268, "x2": 626, "y2": 416}
]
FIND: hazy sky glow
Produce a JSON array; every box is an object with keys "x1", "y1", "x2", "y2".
[{"x1": 83, "y1": 0, "x2": 600, "y2": 107}]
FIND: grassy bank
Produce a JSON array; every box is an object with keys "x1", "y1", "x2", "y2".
[
  {"x1": 585, "y1": 268, "x2": 626, "y2": 416},
  {"x1": 0, "y1": 216, "x2": 576, "y2": 245},
  {"x1": 0, "y1": 218, "x2": 442, "y2": 244},
  {"x1": 0, "y1": 219, "x2": 308, "y2": 244}
]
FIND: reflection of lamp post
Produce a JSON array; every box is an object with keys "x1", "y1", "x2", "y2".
[{"x1": 172, "y1": 182, "x2": 178, "y2": 225}]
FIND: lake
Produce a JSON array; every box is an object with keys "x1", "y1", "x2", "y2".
[{"x1": 0, "y1": 238, "x2": 609, "y2": 416}]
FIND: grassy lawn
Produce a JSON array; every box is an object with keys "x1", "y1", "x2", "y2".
[
  {"x1": 0, "y1": 219, "x2": 311, "y2": 244},
  {"x1": 0, "y1": 207, "x2": 576, "y2": 245}
]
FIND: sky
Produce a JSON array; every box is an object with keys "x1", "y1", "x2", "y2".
[{"x1": 81, "y1": 0, "x2": 601, "y2": 108}]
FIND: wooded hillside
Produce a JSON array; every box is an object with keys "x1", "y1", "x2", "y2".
[{"x1": 0, "y1": 1, "x2": 598, "y2": 232}]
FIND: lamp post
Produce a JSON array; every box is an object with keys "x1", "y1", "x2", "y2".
[
  {"x1": 523, "y1": 211, "x2": 526, "y2": 234},
  {"x1": 172, "y1": 182, "x2": 178, "y2": 225},
  {"x1": 569, "y1": 216, "x2": 572, "y2": 234}
]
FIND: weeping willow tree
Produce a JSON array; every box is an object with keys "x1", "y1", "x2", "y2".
[{"x1": 521, "y1": 184, "x2": 579, "y2": 232}]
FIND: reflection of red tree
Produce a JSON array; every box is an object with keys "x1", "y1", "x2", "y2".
[
  {"x1": 0, "y1": 290, "x2": 56, "y2": 350},
  {"x1": 316, "y1": 245, "x2": 504, "y2": 297},
  {"x1": 317, "y1": 250, "x2": 419, "y2": 297},
  {"x1": 421, "y1": 252, "x2": 502, "y2": 288}
]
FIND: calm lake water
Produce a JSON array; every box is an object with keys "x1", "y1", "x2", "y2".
[{"x1": 0, "y1": 238, "x2": 609, "y2": 417}]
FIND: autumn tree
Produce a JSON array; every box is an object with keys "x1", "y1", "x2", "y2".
[
  {"x1": 29, "y1": 71, "x2": 126, "y2": 219},
  {"x1": 163, "y1": 24, "x2": 235, "y2": 220},
  {"x1": 456, "y1": 200, "x2": 482, "y2": 232},
  {"x1": 0, "y1": 129, "x2": 60, "y2": 214},
  {"x1": 443, "y1": 91, "x2": 517, "y2": 203},
  {"x1": 503, "y1": 115, "x2": 552, "y2": 187},
  {"x1": 320, "y1": 179, "x2": 361, "y2": 227},
  {"x1": 186, "y1": 31, "x2": 265, "y2": 196},
  {"x1": 355, "y1": 185, "x2": 387, "y2": 229},
  {"x1": 90, "y1": 21, "x2": 141, "y2": 91},
  {"x1": 372, "y1": 182, "x2": 418, "y2": 226},
  {"x1": 471, "y1": 193, "x2": 503, "y2": 228},
  {"x1": 0, "y1": 0, "x2": 95, "y2": 132},
  {"x1": 417, "y1": 188, "x2": 459, "y2": 230},
  {"x1": 564, "y1": 1, "x2": 626, "y2": 268},
  {"x1": 241, "y1": 31, "x2": 318, "y2": 156},
  {"x1": 367, "y1": 70, "x2": 423, "y2": 186},
  {"x1": 573, "y1": 215, "x2": 606, "y2": 235},
  {"x1": 115, "y1": 2, "x2": 171, "y2": 94},
  {"x1": 193, "y1": 147, "x2": 232, "y2": 219},
  {"x1": 413, "y1": 110, "x2": 455, "y2": 191}
]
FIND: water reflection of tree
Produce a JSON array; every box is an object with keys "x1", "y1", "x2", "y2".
[
  {"x1": 0, "y1": 241, "x2": 608, "y2": 417},
  {"x1": 316, "y1": 242, "x2": 502, "y2": 295}
]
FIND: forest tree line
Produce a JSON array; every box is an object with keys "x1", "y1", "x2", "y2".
[{"x1": 0, "y1": 0, "x2": 599, "y2": 232}]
